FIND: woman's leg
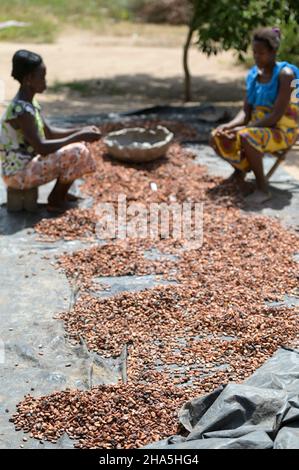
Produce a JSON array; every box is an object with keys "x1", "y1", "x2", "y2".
[
  {"x1": 240, "y1": 135, "x2": 268, "y2": 193},
  {"x1": 46, "y1": 142, "x2": 96, "y2": 211},
  {"x1": 224, "y1": 168, "x2": 246, "y2": 183},
  {"x1": 4, "y1": 143, "x2": 96, "y2": 212},
  {"x1": 210, "y1": 132, "x2": 246, "y2": 183},
  {"x1": 47, "y1": 180, "x2": 73, "y2": 209},
  {"x1": 57, "y1": 142, "x2": 96, "y2": 183}
]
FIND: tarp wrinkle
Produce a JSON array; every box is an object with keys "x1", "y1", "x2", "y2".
[{"x1": 145, "y1": 348, "x2": 299, "y2": 449}]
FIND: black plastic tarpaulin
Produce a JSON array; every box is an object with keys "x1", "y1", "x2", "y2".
[{"x1": 145, "y1": 347, "x2": 299, "y2": 449}]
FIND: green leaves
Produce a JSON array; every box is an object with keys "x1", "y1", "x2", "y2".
[{"x1": 191, "y1": 0, "x2": 299, "y2": 56}]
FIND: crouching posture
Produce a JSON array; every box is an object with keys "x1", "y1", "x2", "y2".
[
  {"x1": 210, "y1": 27, "x2": 299, "y2": 203},
  {"x1": 0, "y1": 49, "x2": 102, "y2": 212}
]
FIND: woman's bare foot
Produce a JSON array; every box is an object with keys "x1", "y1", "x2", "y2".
[
  {"x1": 245, "y1": 189, "x2": 272, "y2": 204},
  {"x1": 46, "y1": 202, "x2": 67, "y2": 214},
  {"x1": 223, "y1": 169, "x2": 245, "y2": 184},
  {"x1": 46, "y1": 191, "x2": 80, "y2": 213},
  {"x1": 47, "y1": 196, "x2": 70, "y2": 213}
]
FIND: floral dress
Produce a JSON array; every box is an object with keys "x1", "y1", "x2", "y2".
[
  {"x1": 0, "y1": 98, "x2": 96, "y2": 190},
  {"x1": 0, "y1": 98, "x2": 45, "y2": 176}
]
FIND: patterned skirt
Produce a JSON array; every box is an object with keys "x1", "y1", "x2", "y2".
[
  {"x1": 211, "y1": 104, "x2": 298, "y2": 172},
  {"x1": 2, "y1": 142, "x2": 96, "y2": 190}
]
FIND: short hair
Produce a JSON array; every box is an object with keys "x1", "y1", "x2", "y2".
[
  {"x1": 252, "y1": 27, "x2": 281, "y2": 51},
  {"x1": 11, "y1": 49, "x2": 43, "y2": 83}
]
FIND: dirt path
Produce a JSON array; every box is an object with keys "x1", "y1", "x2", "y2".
[{"x1": 0, "y1": 31, "x2": 246, "y2": 115}]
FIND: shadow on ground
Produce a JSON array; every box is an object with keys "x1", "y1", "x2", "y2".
[
  {"x1": 45, "y1": 74, "x2": 245, "y2": 115},
  {"x1": 191, "y1": 144, "x2": 299, "y2": 230},
  {"x1": 0, "y1": 202, "x2": 57, "y2": 236}
]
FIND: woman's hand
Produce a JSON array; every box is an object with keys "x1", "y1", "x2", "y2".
[
  {"x1": 223, "y1": 125, "x2": 246, "y2": 138},
  {"x1": 215, "y1": 125, "x2": 246, "y2": 139},
  {"x1": 82, "y1": 125, "x2": 101, "y2": 133},
  {"x1": 214, "y1": 123, "x2": 233, "y2": 136}
]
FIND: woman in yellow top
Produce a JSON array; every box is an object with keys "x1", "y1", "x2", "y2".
[{"x1": 210, "y1": 27, "x2": 299, "y2": 203}]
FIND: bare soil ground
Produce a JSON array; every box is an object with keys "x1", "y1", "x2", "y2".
[{"x1": 0, "y1": 30, "x2": 246, "y2": 114}]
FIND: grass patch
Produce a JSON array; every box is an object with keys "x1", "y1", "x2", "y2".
[
  {"x1": 0, "y1": 0, "x2": 137, "y2": 43},
  {"x1": 49, "y1": 79, "x2": 127, "y2": 97},
  {"x1": 0, "y1": 19, "x2": 57, "y2": 43},
  {"x1": 50, "y1": 80, "x2": 97, "y2": 96}
]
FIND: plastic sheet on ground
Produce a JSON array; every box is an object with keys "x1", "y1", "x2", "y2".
[{"x1": 145, "y1": 347, "x2": 299, "y2": 449}]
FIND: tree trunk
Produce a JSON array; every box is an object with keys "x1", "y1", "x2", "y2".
[{"x1": 183, "y1": 24, "x2": 194, "y2": 102}]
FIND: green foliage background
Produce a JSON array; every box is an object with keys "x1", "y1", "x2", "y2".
[{"x1": 189, "y1": 0, "x2": 299, "y2": 64}]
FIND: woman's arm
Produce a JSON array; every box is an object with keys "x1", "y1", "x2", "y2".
[
  {"x1": 251, "y1": 68, "x2": 294, "y2": 128},
  {"x1": 43, "y1": 118, "x2": 82, "y2": 139},
  {"x1": 16, "y1": 113, "x2": 102, "y2": 156}
]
